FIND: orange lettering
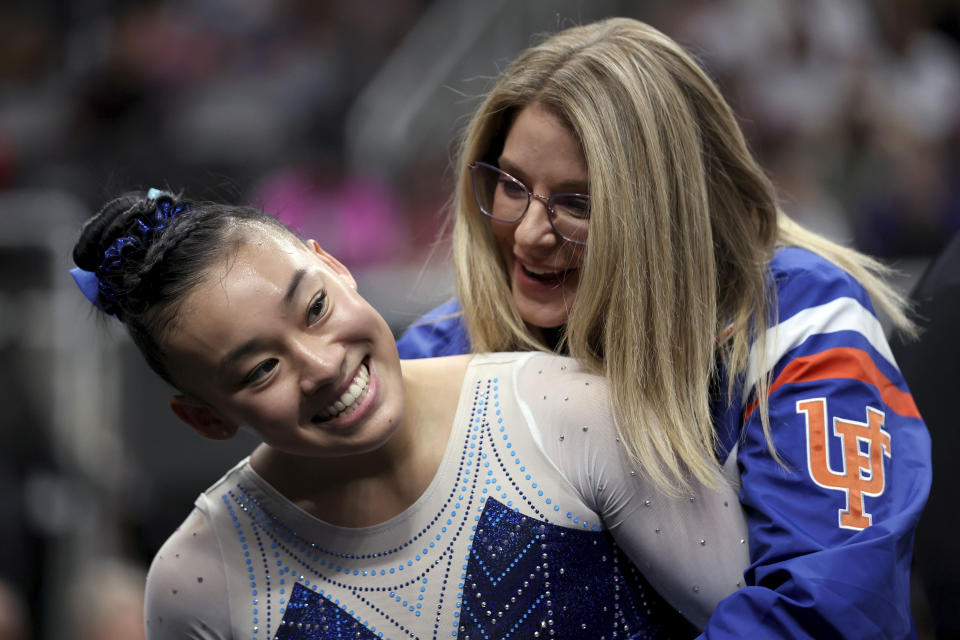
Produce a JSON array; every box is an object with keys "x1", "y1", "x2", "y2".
[{"x1": 796, "y1": 398, "x2": 892, "y2": 530}]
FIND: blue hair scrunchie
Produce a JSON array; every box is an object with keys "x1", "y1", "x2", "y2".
[{"x1": 70, "y1": 189, "x2": 188, "y2": 316}]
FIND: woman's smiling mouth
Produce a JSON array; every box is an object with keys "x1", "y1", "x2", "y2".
[{"x1": 521, "y1": 263, "x2": 576, "y2": 285}]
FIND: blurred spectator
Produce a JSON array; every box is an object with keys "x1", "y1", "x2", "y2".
[
  {"x1": 0, "y1": 8, "x2": 53, "y2": 84},
  {"x1": 0, "y1": 130, "x2": 14, "y2": 189},
  {"x1": 852, "y1": 0, "x2": 960, "y2": 258},
  {"x1": 0, "y1": 579, "x2": 29, "y2": 640},
  {"x1": 249, "y1": 147, "x2": 410, "y2": 268},
  {"x1": 854, "y1": 141, "x2": 960, "y2": 258},
  {"x1": 68, "y1": 558, "x2": 147, "y2": 640},
  {"x1": 0, "y1": 340, "x2": 56, "y2": 636},
  {"x1": 672, "y1": 0, "x2": 873, "y2": 245},
  {"x1": 867, "y1": 0, "x2": 960, "y2": 144},
  {"x1": 671, "y1": 0, "x2": 960, "y2": 258}
]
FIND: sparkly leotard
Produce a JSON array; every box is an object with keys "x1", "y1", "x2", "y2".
[{"x1": 145, "y1": 353, "x2": 749, "y2": 640}]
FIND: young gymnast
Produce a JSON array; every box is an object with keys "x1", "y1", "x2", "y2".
[{"x1": 71, "y1": 189, "x2": 750, "y2": 639}]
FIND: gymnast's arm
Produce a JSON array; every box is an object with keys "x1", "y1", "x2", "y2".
[
  {"x1": 144, "y1": 507, "x2": 232, "y2": 640},
  {"x1": 515, "y1": 352, "x2": 749, "y2": 630}
]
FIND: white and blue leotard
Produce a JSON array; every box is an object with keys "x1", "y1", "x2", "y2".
[{"x1": 144, "y1": 353, "x2": 750, "y2": 639}]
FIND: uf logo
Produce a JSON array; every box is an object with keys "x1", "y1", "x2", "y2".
[{"x1": 796, "y1": 398, "x2": 892, "y2": 530}]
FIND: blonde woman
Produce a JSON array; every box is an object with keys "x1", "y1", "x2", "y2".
[{"x1": 399, "y1": 17, "x2": 931, "y2": 638}]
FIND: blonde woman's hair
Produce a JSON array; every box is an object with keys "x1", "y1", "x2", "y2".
[{"x1": 451, "y1": 17, "x2": 913, "y2": 492}]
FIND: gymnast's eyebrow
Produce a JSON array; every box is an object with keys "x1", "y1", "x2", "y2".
[
  {"x1": 283, "y1": 268, "x2": 307, "y2": 307},
  {"x1": 219, "y1": 338, "x2": 268, "y2": 380},
  {"x1": 218, "y1": 267, "x2": 307, "y2": 379}
]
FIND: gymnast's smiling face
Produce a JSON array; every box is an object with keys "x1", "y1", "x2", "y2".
[{"x1": 162, "y1": 228, "x2": 407, "y2": 459}]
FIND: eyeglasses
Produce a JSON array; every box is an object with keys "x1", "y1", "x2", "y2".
[{"x1": 468, "y1": 161, "x2": 590, "y2": 245}]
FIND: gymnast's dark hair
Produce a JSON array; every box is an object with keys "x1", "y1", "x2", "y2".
[{"x1": 72, "y1": 190, "x2": 295, "y2": 386}]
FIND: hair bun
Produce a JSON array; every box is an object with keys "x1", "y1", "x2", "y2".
[{"x1": 73, "y1": 193, "x2": 148, "y2": 270}]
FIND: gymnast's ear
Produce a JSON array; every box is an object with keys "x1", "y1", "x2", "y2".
[
  {"x1": 307, "y1": 239, "x2": 356, "y2": 289},
  {"x1": 169, "y1": 395, "x2": 239, "y2": 440}
]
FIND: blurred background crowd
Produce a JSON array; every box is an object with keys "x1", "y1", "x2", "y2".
[{"x1": 0, "y1": 0, "x2": 958, "y2": 638}]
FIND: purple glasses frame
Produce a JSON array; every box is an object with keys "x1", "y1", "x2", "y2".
[{"x1": 468, "y1": 161, "x2": 589, "y2": 245}]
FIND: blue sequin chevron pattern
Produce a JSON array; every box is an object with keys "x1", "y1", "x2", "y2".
[
  {"x1": 275, "y1": 583, "x2": 379, "y2": 639},
  {"x1": 458, "y1": 498, "x2": 694, "y2": 640},
  {"x1": 274, "y1": 497, "x2": 695, "y2": 640}
]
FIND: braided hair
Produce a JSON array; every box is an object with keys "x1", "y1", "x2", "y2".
[{"x1": 72, "y1": 190, "x2": 295, "y2": 386}]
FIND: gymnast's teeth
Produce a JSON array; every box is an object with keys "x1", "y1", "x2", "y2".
[{"x1": 319, "y1": 363, "x2": 370, "y2": 420}]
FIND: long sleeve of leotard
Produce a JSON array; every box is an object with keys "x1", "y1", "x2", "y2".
[
  {"x1": 703, "y1": 248, "x2": 931, "y2": 639},
  {"x1": 513, "y1": 352, "x2": 751, "y2": 631},
  {"x1": 144, "y1": 505, "x2": 232, "y2": 639}
]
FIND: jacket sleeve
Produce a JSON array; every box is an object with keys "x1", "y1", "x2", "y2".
[
  {"x1": 396, "y1": 298, "x2": 472, "y2": 359},
  {"x1": 702, "y1": 250, "x2": 931, "y2": 639}
]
